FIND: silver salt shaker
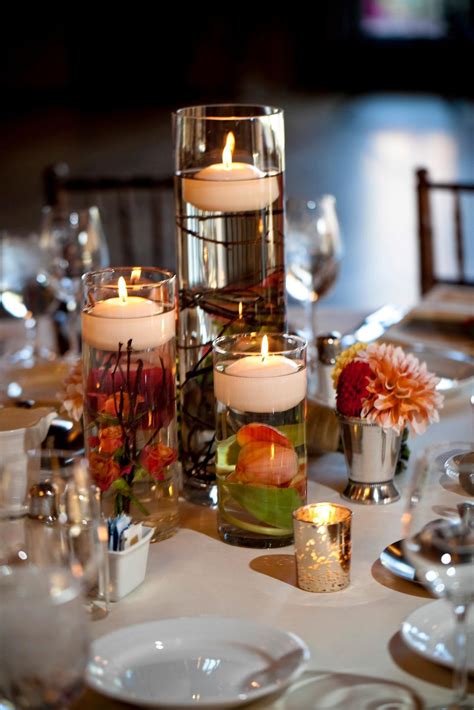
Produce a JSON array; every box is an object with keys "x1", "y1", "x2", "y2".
[{"x1": 316, "y1": 332, "x2": 341, "y2": 407}]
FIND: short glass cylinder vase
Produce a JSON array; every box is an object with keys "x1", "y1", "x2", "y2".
[
  {"x1": 213, "y1": 333, "x2": 307, "y2": 548},
  {"x1": 174, "y1": 105, "x2": 287, "y2": 507},
  {"x1": 82, "y1": 267, "x2": 179, "y2": 542},
  {"x1": 338, "y1": 415, "x2": 402, "y2": 505}
]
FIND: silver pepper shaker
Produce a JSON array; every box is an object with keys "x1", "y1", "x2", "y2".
[{"x1": 316, "y1": 332, "x2": 342, "y2": 407}]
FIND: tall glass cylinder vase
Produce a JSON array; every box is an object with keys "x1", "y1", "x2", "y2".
[
  {"x1": 174, "y1": 105, "x2": 287, "y2": 506},
  {"x1": 81, "y1": 267, "x2": 179, "y2": 542},
  {"x1": 213, "y1": 333, "x2": 307, "y2": 547}
]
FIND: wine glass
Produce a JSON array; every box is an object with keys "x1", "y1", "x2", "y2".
[
  {"x1": 27, "y1": 449, "x2": 110, "y2": 620},
  {"x1": 39, "y1": 206, "x2": 109, "y2": 358},
  {"x1": 402, "y1": 450, "x2": 474, "y2": 709},
  {"x1": 285, "y1": 195, "x2": 343, "y2": 346},
  {"x1": 0, "y1": 231, "x2": 56, "y2": 364},
  {"x1": 0, "y1": 565, "x2": 88, "y2": 709}
]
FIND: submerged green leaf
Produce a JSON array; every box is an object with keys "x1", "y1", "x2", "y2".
[{"x1": 222, "y1": 480, "x2": 302, "y2": 530}]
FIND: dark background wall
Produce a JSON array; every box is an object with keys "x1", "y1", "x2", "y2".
[{"x1": 2, "y1": 2, "x2": 474, "y2": 115}]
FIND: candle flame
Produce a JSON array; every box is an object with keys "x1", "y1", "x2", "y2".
[
  {"x1": 118, "y1": 276, "x2": 128, "y2": 303},
  {"x1": 238, "y1": 301, "x2": 243, "y2": 319},
  {"x1": 261, "y1": 335, "x2": 269, "y2": 362},
  {"x1": 222, "y1": 132, "x2": 235, "y2": 170},
  {"x1": 131, "y1": 268, "x2": 141, "y2": 282}
]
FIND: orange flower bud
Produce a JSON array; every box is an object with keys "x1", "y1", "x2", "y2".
[{"x1": 235, "y1": 441, "x2": 298, "y2": 486}]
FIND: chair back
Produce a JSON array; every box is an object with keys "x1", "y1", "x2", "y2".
[
  {"x1": 416, "y1": 167, "x2": 474, "y2": 295},
  {"x1": 43, "y1": 163, "x2": 175, "y2": 270}
]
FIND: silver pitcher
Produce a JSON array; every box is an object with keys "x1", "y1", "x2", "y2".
[{"x1": 338, "y1": 415, "x2": 402, "y2": 504}]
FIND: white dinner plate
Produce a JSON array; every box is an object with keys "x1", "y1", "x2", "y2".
[
  {"x1": 87, "y1": 616, "x2": 310, "y2": 708},
  {"x1": 401, "y1": 601, "x2": 474, "y2": 673}
]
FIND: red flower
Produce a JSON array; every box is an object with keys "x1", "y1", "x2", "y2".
[
  {"x1": 87, "y1": 366, "x2": 175, "y2": 430},
  {"x1": 89, "y1": 452, "x2": 122, "y2": 492},
  {"x1": 336, "y1": 361, "x2": 372, "y2": 417},
  {"x1": 88, "y1": 435, "x2": 99, "y2": 449},
  {"x1": 99, "y1": 425, "x2": 124, "y2": 454},
  {"x1": 139, "y1": 443, "x2": 177, "y2": 481}
]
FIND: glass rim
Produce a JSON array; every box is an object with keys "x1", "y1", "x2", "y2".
[
  {"x1": 173, "y1": 103, "x2": 284, "y2": 121},
  {"x1": 292, "y1": 502, "x2": 353, "y2": 525},
  {"x1": 82, "y1": 266, "x2": 176, "y2": 289},
  {"x1": 213, "y1": 332, "x2": 307, "y2": 357}
]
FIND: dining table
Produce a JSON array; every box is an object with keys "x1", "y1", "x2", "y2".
[
  {"x1": 68, "y1": 303, "x2": 473, "y2": 709},
  {"x1": 1, "y1": 302, "x2": 473, "y2": 709}
]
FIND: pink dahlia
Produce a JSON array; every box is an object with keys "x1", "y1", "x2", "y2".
[{"x1": 357, "y1": 343, "x2": 443, "y2": 435}]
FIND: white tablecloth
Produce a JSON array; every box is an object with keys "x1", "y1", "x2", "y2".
[{"x1": 75, "y1": 309, "x2": 474, "y2": 709}]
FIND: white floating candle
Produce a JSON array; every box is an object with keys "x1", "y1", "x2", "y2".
[
  {"x1": 214, "y1": 336, "x2": 306, "y2": 413},
  {"x1": 182, "y1": 132, "x2": 279, "y2": 212},
  {"x1": 82, "y1": 277, "x2": 175, "y2": 351}
]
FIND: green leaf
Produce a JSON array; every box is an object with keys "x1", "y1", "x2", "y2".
[
  {"x1": 279, "y1": 423, "x2": 305, "y2": 448},
  {"x1": 222, "y1": 480, "x2": 302, "y2": 530},
  {"x1": 110, "y1": 478, "x2": 149, "y2": 516},
  {"x1": 112, "y1": 446, "x2": 126, "y2": 462},
  {"x1": 96, "y1": 413, "x2": 120, "y2": 426},
  {"x1": 111, "y1": 478, "x2": 131, "y2": 493},
  {"x1": 133, "y1": 464, "x2": 150, "y2": 482},
  {"x1": 216, "y1": 435, "x2": 240, "y2": 468}
]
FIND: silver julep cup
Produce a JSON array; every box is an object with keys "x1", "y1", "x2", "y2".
[{"x1": 338, "y1": 416, "x2": 402, "y2": 504}]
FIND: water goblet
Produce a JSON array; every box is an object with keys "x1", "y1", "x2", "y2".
[
  {"x1": 0, "y1": 231, "x2": 55, "y2": 365},
  {"x1": 402, "y1": 451, "x2": 474, "y2": 709},
  {"x1": 0, "y1": 565, "x2": 89, "y2": 709},
  {"x1": 285, "y1": 195, "x2": 343, "y2": 346},
  {"x1": 27, "y1": 449, "x2": 110, "y2": 620},
  {"x1": 39, "y1": 206, "x2": 109, "y2": 358}
]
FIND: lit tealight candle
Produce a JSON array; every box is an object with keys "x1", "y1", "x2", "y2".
[
  {"x1": 293, "y1": 503, "x2": 352, "y2": 593},
  {"x1": 82, "y1": 276, "x2": 175, "y2": 351},
  {"x1": 214, "y1": 335, "x2": 306, "y2": 413},
  {"x1": 183, "y1": 132, "x2": 279, "y2": 212}
]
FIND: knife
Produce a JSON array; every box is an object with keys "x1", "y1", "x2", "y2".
[{"x1": 341, "y1": 304, "x2": 408, "y2": 348}]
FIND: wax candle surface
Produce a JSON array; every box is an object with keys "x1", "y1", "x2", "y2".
[
  {"x1": 82, "y1": 296, "x2": 175, "y2": 351},
  {"x1": 214, "y1": 354, "x2": 306, "y2": 413},
  {"x1": 182, "y1": 131, "x2": 279, "y2": 212}
]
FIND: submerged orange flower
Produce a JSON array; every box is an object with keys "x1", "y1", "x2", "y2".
[
  {"x1": 139, "y1": 443, "x2": 177, "y2": 480},
  {"x1": 89, "y1": 452, "x2": 122, "y2": 492},
  {"x1": 99, "y1": 425, "x2": 124, "y2": 454},
  {"x1": 235, "y1": 441, "x2": 298, "y2": 486},
  {"x1": 357, "y1": 343, "x2": 443, "y2": 435}
]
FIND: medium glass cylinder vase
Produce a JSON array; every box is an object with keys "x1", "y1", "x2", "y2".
[
  {"x1": 213, "y1": 333, "x2": 307, "y2": 548},
  {"x1": 174, "y1": 105, "x2": 287, "y2": 506},
  {"x1": 81, "y1": 267, "x2": 179, "y2": 541}
]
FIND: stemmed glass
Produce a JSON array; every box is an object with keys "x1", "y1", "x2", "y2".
[
  {"x1": 27, "y1": 449, "x2": 110, "y2": 620},
  {"x1": 0, "y1": 565, "x2": 89, "y2": 709},
  {"x1": 0, "y1": 231, "x2": 55, "y2": 364},
  {"x1": 39, "y1": 206, "x2": 109, "y2": 358},
  {"x1": 402, "y1": 450, "x2": 474, "y2": 709},
  {"x1": 285, "y1": 195, "x2": 343, "y2": 345}
]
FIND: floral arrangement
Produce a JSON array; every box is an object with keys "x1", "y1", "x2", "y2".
[
  {"x1": 332, "y1": 342, "x2": 443, "y2": 435},
  {"x1": 59, "y1": 358, "x2": 83, "y2": 422},
  {"x1": 59, "y1": 346, "x2": 177, "y2": 518}
]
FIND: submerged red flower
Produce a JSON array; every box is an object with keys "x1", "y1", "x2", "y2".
[
  {"x1": 336, "y1": 360, "x2": 372, "y2": 417},
  {"x1": 139, "y1": 443, "x2": 177, "y2": 481}
]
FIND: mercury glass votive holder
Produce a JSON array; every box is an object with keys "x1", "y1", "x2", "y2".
[{"x1": 293, "y1": 503, "x2": 352, "y2": 592}]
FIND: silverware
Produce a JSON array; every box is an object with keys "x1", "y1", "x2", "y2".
[{"x1": 380, "y1": 540, "x2": 419, "y2": 583}]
